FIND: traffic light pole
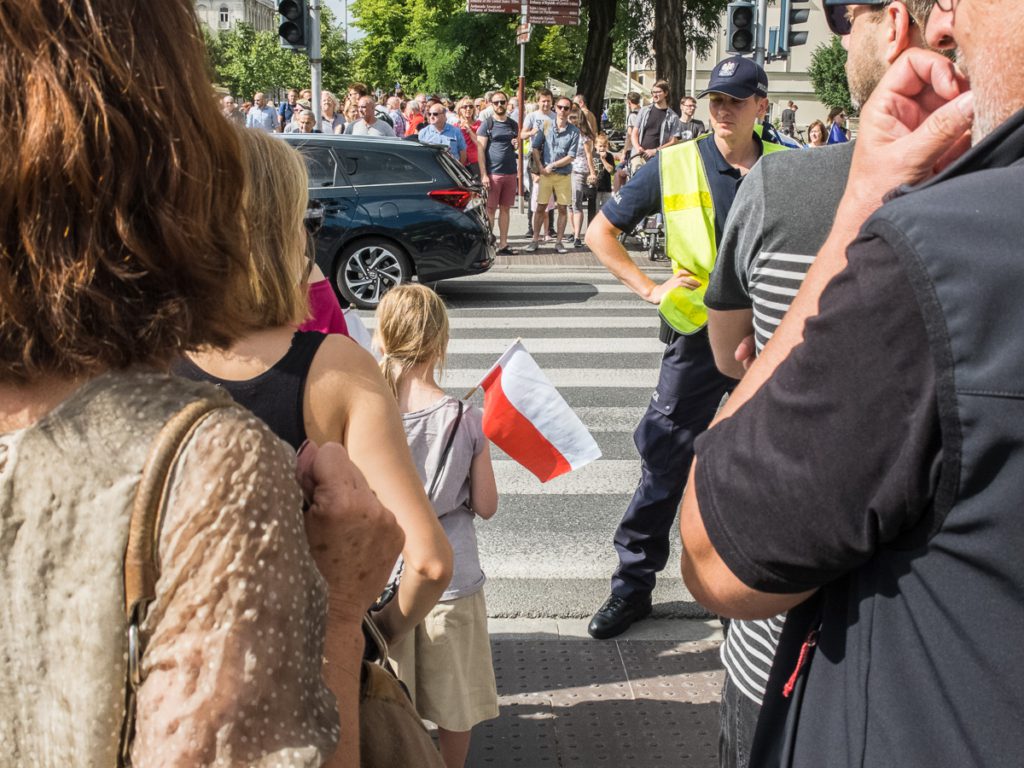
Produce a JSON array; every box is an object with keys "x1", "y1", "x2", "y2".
[
  {"x1": 309, "y1": 0, "x2": 323, "y2": 125},
  {"x1": 754, "y1": 0, "x2": 768, "y2": 66}
]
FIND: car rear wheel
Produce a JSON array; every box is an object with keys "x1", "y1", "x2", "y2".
[{"x1": 334, "y1": 239, "x2": 412, "y2": 309}]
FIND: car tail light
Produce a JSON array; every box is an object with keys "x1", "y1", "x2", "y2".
[{"x1": 429, "y1": 188, "x2": 475, "y2": 210}]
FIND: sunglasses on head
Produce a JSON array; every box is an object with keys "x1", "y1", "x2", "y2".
[{"x1": 824, "y1": 0, "x2": 889, "y2": 36}]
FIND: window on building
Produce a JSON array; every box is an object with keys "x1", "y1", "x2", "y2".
[{"x1": 219, "y1": 6, "x2": 229, "y2": 27}]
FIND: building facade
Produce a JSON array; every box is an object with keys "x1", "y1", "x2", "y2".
[{"x1": 195, "y1": 0, "x2": 277, "y2": 33}]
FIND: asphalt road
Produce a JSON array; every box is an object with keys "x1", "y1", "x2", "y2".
[{"x1": 359, "y1": 252, "x2": 712, "y2": 621}]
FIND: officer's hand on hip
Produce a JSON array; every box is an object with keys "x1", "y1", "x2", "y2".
[{"x1": 646, "y1": 270, "x2": 700, "y2": 305}]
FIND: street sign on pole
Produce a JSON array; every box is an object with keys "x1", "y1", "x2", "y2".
[
  {"x1": 516, "y1": 23, "x2": 532, "y2": 44},
  {"x1": 525, "y1": 0, "x2": 580, "y2": 25},
  {"x1": 466, "y1": 0, "x2": 519, "y2": 12}
]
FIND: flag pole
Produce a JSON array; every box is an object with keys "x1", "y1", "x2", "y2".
[{"x1": 462, "y1": 337, "x2": 522, "y2": 400}]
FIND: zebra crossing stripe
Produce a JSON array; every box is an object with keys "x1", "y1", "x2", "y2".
[
  {"x1": 493, "y1": 459, "x2": 641, "y2": 495},
  {"x1": 361, "y1": 316, "x2": 660, "y2": 329},
  {"x1": 448, "y1": 338, "x2": 664, "y2": 354},
  {"x1": 441, "y1": 368, "x2": 657, "y2": 389}
]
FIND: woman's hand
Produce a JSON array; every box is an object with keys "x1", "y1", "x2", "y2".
[{"x1": 297, "y1": 440, "x2": 405, "y2": 626}]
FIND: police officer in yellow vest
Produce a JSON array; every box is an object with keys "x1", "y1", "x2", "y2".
[{"x1": 584, "y1": 57, "x2": 786, "y2": 639}]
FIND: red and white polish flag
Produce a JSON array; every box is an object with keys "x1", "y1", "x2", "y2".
[{"x1": 477, "y1": 340, "x2": 601, "y2": 483}]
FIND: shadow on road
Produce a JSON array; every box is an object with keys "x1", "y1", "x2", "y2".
[{"x1": 432, "y1": 280, "x2": 600, "y2": 308}]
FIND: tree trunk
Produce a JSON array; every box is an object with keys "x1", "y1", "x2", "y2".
[
  {"x1": 575, "y1": 0, "x2": 617, "y2": 116},
  {"x1": 653, "y1": 0, "x2": 687, "y2": 105}
]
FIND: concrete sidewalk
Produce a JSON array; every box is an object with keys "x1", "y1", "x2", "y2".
[{"x1": 465, "y1": 618, "x2": 723, "y2": 767}]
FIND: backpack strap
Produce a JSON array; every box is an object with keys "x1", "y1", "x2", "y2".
[
  {"x1": 119, "y1": 398, "x2": 225, "y2": 766},
  {"x1": 427, "y1": 400, "x2": 464, "y2": 501}
]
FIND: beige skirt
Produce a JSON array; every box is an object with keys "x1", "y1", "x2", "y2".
[{"x1": 388, "y1": 589, "x2": 499, "y2": 732}]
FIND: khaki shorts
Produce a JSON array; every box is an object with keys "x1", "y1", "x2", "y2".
[
  {"x1": 537, "y1": 172, "x2": 572, "y2": 207},
  {"x1": 388, "y1": 589, "x2": 499, "y2": 732}
]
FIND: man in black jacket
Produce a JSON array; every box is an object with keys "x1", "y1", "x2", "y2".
[{"x1": 680, "y1": 0, "x2": 1024, "y2": 765}]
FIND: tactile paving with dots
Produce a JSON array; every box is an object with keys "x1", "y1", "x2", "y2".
[{"x1": 468, "y1": 638, "x2": 724, "y2": 767}]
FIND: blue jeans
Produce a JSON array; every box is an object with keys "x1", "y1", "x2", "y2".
[{"x1": 610, "y1": 328, "x2": 733, "y2": 599}]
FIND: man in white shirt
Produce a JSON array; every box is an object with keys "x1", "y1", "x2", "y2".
[{"x1": 345, "y1": 96, "x2": 396, "y2": 138}]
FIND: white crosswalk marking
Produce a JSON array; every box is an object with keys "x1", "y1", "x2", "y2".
[
  {"x1": 493, "y1": 459, "x2": 641, "y2": 495},
  {"x1": 362, "y1": 316, "x2": 660, "y2": 330},
  {"x1": 441, "y1": 367, "x2": 657, "y2": 389},
  {"x1": 448, "y1": 338, "x2": 665, "y2": 354}
]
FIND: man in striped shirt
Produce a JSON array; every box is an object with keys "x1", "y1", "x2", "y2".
[{"x1": 703, "y1": 0, "x2": 939, "y2": 764}]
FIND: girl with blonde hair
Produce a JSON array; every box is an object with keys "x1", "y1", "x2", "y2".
[{"x1": 375, "y1": 283, "x2": 500, "y2": 768}]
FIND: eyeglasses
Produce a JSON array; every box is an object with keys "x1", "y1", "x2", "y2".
[
  {"x1": 460, "y1": 105, "x2": 474, "y2": 109},
  {"x1": 428, "y1": 111, "x2": 444, "y2": 117},
  {"x1": 491, "y1": 99, "x2": 507, "y2": 105},
  {"x1": 555, "y1": 104, "x2": 572, "y2": 111}
]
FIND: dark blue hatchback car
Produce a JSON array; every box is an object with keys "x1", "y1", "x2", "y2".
[{"x1": 280, "y1": 134, "x2": 495, "y2": 309}]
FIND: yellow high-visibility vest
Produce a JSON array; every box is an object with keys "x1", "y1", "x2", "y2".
[{"x1": 658, "y1": 134, "x2": 787, "y2": 334}]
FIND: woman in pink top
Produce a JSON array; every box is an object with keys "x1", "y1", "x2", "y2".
[
  {"x1": 456, "y1": 97, "x2": 481, "y2": 179},
  {"x1": 300, "y1": 264, "x2": 349, "y2": 336}
]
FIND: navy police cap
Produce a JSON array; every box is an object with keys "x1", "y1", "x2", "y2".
[{"x1": 698, "y1": 56, "x2": 769, "y2": 100}]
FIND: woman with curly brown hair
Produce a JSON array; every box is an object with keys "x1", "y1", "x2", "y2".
[{"x1": 0, "y1": 2, "x2": 402, "y2": 766}]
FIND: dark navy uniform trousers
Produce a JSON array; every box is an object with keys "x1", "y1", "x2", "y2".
[{"x1": 611, "y1": 326, "x2": 734, "y2": 599}]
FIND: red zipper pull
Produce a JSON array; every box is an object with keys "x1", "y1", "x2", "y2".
[{"x1": 782, "y1": 628, "x2": 819, "y2": 699}]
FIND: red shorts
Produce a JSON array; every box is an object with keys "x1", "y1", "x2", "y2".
[{"x1": 486, "y1": 173, "x2": 517, "y2": 211}]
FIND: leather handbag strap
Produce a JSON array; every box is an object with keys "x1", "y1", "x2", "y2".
[{"x1": 119, "y1": 397, "x2": 224, "y2": 766}]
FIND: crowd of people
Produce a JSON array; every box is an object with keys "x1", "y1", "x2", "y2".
[
  {"x1": 226, "y1": 80, "x2": 724, "y2": 254},
  {"x1": 3, "y1": 0, "x2": 1022, "y2": 767}
]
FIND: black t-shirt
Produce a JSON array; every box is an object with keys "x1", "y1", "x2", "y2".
[
  {"x1": 695, "y1": 235, "x2": 938, "y2": 592},
  {"x1": 476, "y1": 115, "x2": 519, "y2": 176},
  {"x1": 639, "y1": 106, "x2": 667, "y2": 150},
  {"x1": 678, "y1": 119, "x2": 706, "y2": 141},
  {"x1": 593, "y1": 150, "x2": 614, "y2": 191}
]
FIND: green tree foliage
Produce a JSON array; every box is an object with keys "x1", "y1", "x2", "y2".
[
  {"x1": 352, "y1": 0, "x2": 523, "y2": 96},
  {"x1": 617, "y1": 0, "x2": 729, "y2": 101},
  {"x1": 808, "y1": 35, "x2": 852, "y2": 114},
  {"x1": 204, "y1": 9, "x2": 351, "y2": 99},
  {"x1": 606, "y1": 99, "x2": 626, "y2": 131},
  {"x1": 347, "y1": 0, "x2": 728, "y2": 102}
]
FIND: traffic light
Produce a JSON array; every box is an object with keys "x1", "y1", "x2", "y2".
[
  {"x1": 778, "y1": 0, "x2": 811, "y2": 54},
  {"x1": 278, "y1": 0, "x2": 308, "y2": 51},
  {"x1": 726, "y1": 1, "x2": 756, "y2": 55}
]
